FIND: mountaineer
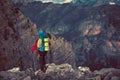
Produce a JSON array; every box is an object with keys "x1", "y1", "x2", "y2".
[{"x1": 32, "y1": 30, "x2": 51, "y2": 72}]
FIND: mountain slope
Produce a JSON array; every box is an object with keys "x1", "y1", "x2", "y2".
[
  {"x1": 17, "y1": 2, "x2": 120, "y2": 70},
  {"x1": 0, "y1": 0, "x2": 76, "y2": 71},
  {"x1": 0, "y1": 0, "x2": 39, "y2": 71}
]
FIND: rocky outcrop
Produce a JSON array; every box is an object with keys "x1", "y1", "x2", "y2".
[
  {"x1": 48, "y1": 35, "x2": 76, "y2": 68},
  {"x1": 95, "y1": 68, "x2": 120, "y2": 80},
  {"x1": 0, "y1": 0, "x2": 38, "y2": 71},
  {"x1": 0, "y1": 63, "x2": 120, "y2": 80},
  {"x1": 0, "y1": 0, "x2": 76, "y2": 71},
  {"x1": 17, "y1": 2, "x2": 120, "y2": 70},
  {"x1": 0, "y1": 63, "x2": 91, "y2": 80}
]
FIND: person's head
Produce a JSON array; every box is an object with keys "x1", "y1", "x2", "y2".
[
  {"x1": 38, "y1": 30, "x2": 44, "y2": 38},
  {"x1": 38, "y1": 30, "x2": 48, "y2": 38},
  {"x1": 38, "y1": 30, "x2": 51, "y2": 39},
  {"x1": 38, "y1": 30, "x2": 43, "y2": 34}
]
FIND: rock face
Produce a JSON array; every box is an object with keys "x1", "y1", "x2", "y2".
[
  {"x1": 0, "y1": 63, "x2": 90, "y2": 80},
  {"x1": 0, "y1": 63, "x2": 120, "y2": 80},
  {"x1": 49, "y1": 36, "x2": 76, "y2": 68},
  {"x1": 17, "y1": 2, "x2": 120, "y2": 70},
  {"x1": 0, "y1": 0, "x2": 38, "y2": 71},
  {"x1": 0, "y1": 0, "x2": 76, "y2": 71}
]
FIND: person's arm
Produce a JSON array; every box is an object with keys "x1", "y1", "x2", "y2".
[{"x1": 32, "y1": 39, "x2": 38, "y2": 53}]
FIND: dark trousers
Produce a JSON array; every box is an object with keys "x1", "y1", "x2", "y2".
[{"x1": 38, "y1": 51, "x2": 47, "y2": 72}]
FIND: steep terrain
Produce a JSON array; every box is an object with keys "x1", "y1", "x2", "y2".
[
  {"x1": 0, "y1": 0, "x2": 38, "y2": 71},
  {"x1": 0, "y1": 0, "x2": 75, "y2": 71},
  {"x1": 17, "y1": 2, "x2": 120, "y2": 70}
]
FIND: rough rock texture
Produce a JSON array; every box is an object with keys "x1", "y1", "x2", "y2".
[
  {"x1": 0, "y1": 64, "x2": 120, "y2": 80},
  {"x1": 33, "y1": 35, "x2": 76, "y2": 70},
  {"x1": 0, "y1": 63, "x2": 91, "y2": 80},
  {"x1": 17, "y1": 2, "x2": 120, "y2": 70},
  {"x1": 0, "y1": 0, "x2": 38, "y2": 71},
  {"x1": 0, "y1": 0, "x2": 76, "y2": 71},
  {"x1": 48, "y1": 35, "x2": 76, "y2": 68},
  {"x1": 94, "y1": 68, "x2": 120, "y2": 80}
]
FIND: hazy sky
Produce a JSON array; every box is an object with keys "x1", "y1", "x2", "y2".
[
  {"x1": 12, "y1": 0, "x2": 120, "y2": 5},
  {"x1": 36, "y1": 0, "x2": 72, "y2": 4},
  {"x1": 35, "y1": 0, "x2": 120, "y2": 4}
]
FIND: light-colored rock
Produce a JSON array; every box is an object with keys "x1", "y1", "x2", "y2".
[
  {"x1": 111, "y1": 76, "x2": 120, "y2": 80},
  {"x1": 46, "y1": 63, "x2": 74, "y2": 73},
  {"x1": 78, "y1": 66, "x2": 90, "y2": 72},
  {"x1": 23, "y1": 76, "x2": 31, "y2": 80},
  {"x1": 8, "y1": 67, "x2": 20, "y2": 72}
]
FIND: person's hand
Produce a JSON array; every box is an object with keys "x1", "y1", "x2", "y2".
[
  {"x1": 37, "y1": 54, "x2": 40, "y2": 58},
  {"x1": 34, "y1": 50, "x2": 41, "y2": 58}
]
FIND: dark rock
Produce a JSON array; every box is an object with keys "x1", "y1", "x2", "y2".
[
  {"x1": 0, "y1": 0, "x2": 38, "y2": 71},
  {"x1": 0, "y1": 64, "x2": 90, "y2": 80},
  {"x1": 111, "y1": 76, "x2": 120, "y2": 80},
  {"x1": 0, "y1": 0, "x2": 76, "y2": 71},
  {"x1": 17, "y1": 2, "x2": 120, "y2": 71},
  {"x1": 95, "y1": 68, "x2": 120, "y2": 80}
]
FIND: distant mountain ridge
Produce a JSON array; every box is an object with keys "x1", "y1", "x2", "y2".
[
  {"x1": 12, "y1": 0, "x2": 120, "y2": 6},
  {"x1": 12, "y1": 0, "x2": 35, "y2": 4}
]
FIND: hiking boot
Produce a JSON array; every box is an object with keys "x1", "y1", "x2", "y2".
[{"x1": 41, "y1": 66, "x2": 47, "y2": 73}]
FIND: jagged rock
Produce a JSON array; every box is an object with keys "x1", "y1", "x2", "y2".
[
  {"x1": 0, "y1": 0, "x2": 76, "y2": 71},
  {"x1": 94, "y1": 68, "x2": 120, "y2": 80},
  {"x1": 7, "y1": 67, "x2": 20, "y2": 72},
  {"x1": 46, "y1": 63, "x2": 74, "y2": 73},
  {"x1": 0, "y1": 0, "x2": 38, "y2": 71},
  {"x1": 17, "y1": 2, "x2": 120, "y2": 71},
  {"x1": 23, "y1": 76, "x2": 31, "y2": 80},
  {"x1": 48, "y1": 36, "x2": 76, "y2": 68},
  {"x1": 2, "y1": 64, "x2": 119, "y2": 80},
  {"x1": 78, "y1": 66, "x2": 90, "y2": 73},
  {"x1": 36, "y1": 63, "x2": 88, "y2": 80},
  {"x1": 0, "y1": 63, "x2": 90, "y2": 80},
  {"x1": 0, "y1": 71, "x2": 27, "y2": 80}
]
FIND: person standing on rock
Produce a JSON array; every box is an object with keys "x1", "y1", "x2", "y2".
[{"x1": 32, "y1": 30, "x2": 51, "y2": 72}]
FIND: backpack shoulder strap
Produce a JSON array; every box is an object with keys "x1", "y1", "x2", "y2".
[{"x1": 37, "y1": 38, "x2": 42, "y2": 48}]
